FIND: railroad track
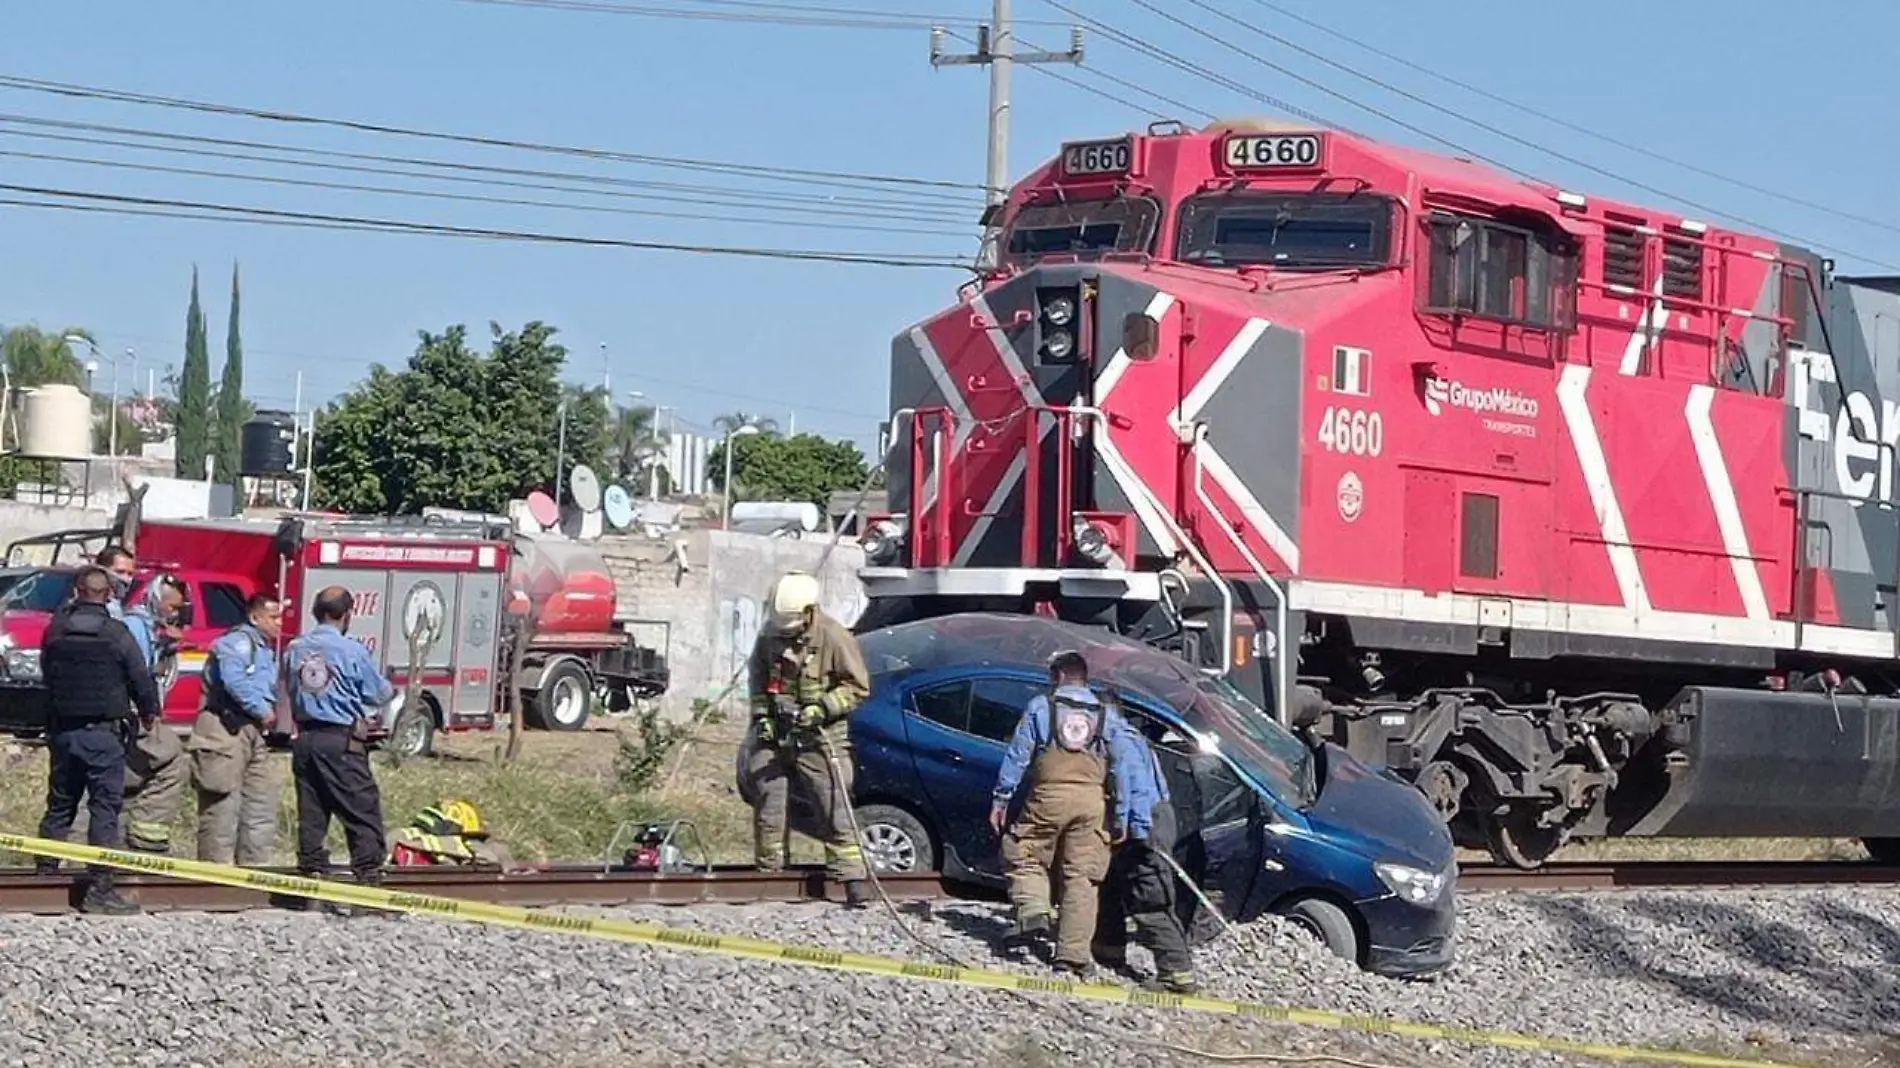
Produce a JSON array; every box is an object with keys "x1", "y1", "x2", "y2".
[{"x1": 1, "y1": 859, "x2": 1896, "y2": 914}]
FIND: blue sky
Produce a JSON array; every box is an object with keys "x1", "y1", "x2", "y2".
[{"x1": 1, "y1": 0, "x2": 1895, "y2": 453}]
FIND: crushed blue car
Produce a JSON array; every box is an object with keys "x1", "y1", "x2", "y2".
[{"x1": 736, "y1": 612, "x2": 1457, "y2": 978}]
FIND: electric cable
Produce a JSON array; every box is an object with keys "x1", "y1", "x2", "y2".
[
  {"x1": 1240, "y1": 0, "x2": 1900, "y2": 236},
  {"x1": 0, "y1": 146, "x2": 974, "y2": 239},
  {"x1": 0, "y1": 74, "x2": 1005, "y2": 196},
  {"x1": 0, "y1": 112, "x2": 980, "y2": 217},
  {"x1": 943, "y1": 28, "x2": 1214, "y2": 123},
  {"x1": 0, "y1": 182, "x2": 975, "y2": 269}
]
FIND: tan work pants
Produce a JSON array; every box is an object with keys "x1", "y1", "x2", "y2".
[
  {"x1": 1002, "y1": 784, "x2": 1112, "y2": 968},
  {"x1": 122, "y1": 721, "x2": 187, "y2": 853},
  {"x1": 748, "y1": 736, "x2": 867, "y2": 882},
  {"x1": 188, "y1": 710, "x2": 282, "y2": 866}
]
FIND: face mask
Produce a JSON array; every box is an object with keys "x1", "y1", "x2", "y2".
[{"x1": 108, "y1": 573, "x2": 132, "y2": 600}]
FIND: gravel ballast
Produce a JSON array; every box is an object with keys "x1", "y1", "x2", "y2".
[{"x1": 1, "y1": 884, "x2": 1896, "y2": 1068}]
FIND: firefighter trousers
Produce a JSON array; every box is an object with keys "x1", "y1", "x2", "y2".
[
  {"x1": 189, "y1": 710, "x2": 282, "y2": 866},
  {"x1": 1093, "y1": 801, "x2": 1194, "y2": 981},
  {"x1": 121, "y1": 719, "x2": 186, "y2": 854},
  {"x1": 748, "y1": 736, "x2": 866, "y2": 882},
  {"x1": 1001, "y1": 784, "x2": 1112, "y2": 968}
]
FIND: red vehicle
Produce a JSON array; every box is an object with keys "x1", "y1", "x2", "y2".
[
  {"x1": 856, "y1": 117, "x2": 1900, "y2": 868},
  {"x1": 0, "y1": 512, "x2": 669, "y2": 757}
]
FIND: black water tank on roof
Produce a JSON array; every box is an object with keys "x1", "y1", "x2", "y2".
[{"x1": 239, "y1": 410, "x2": 299, "y2": 477}]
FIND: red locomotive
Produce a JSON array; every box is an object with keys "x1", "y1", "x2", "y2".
[{"x1": 858, "y1": 116, "x2": 1900, "y2": 868}]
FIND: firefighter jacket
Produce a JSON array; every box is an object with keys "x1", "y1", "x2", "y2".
[
  {"x1": 746, "y1": 609, "x2": 870, "y2": 745},
  {"x1": 992, "y1": 684, "x2": 1144, "y2": 830}
]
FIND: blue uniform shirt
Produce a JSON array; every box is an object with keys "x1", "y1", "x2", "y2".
[
  {"x1": 205, "y1": 623, "x2": 279, "y2": 721},
  {"x1": 284, "y1": 623, "x2": 395, "y2": 726},
  {"x1": 122, "y1": 608, "x2": 158, "y2": 669},
  {"x1": 1111, "y1": 719, "x2": 1171, "y2": 841},
  {"x1": 992, "y1": 683, "x2": 1146, "y2": 832}
]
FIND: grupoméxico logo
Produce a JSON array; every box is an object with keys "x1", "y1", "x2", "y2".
[{"x1": 1421, "y1": 376, "x2": 1540, "y2": 420}]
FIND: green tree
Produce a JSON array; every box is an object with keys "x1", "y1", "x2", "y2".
[
  {"x1": 175, "y1": 267, "x2": 212, "y2": 480},
  {"x1": 213, "y1": 262, "x2": 245, "y2": 483},
  {"x1": 706, "y1": 432, "x2": 868, "y2": 508},
  {"x1": 311, "y1": 321, "x2": 610, "y2": 514}
]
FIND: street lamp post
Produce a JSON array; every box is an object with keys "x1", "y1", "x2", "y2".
[
  {"x1": 63, "y1": 336, "x2": 137, "y2": 458},
  {"x1": 721, "y1": 423, "x2": 761, "y2": 530}
]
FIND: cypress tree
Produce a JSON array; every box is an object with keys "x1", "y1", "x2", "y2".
[
  {"x1": 175, "y1": 266, "x2": 211, "y2": 480},
  {"x1": 213, "y1": 262, "x2": 245, "y2": 485}
]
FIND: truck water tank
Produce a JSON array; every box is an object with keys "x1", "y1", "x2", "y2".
[
  {"x1": 17, "y1": 384, "x2": 92, "y2": 459},
  {"x1": 729, "y1": 501, "x2": 821, "y2": 532},
  {"x1": 510, "y1": 536, "x2": 617, "y2": 634},
  {"x1": 239, "y1": 410, "x2": 299, "y2": 476}
]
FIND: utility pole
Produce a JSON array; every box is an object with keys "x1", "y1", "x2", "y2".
[{"x1": 931, "y1": 3, "x2": 1083, "y2": 268}]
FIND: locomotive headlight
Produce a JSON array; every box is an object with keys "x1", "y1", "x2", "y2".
[
  {"x1": 1374, "y1": 861, "x2": 1449, "y2": 906},
  {"x1": 1042, "y1": 295, "x2": 1076, "y2": 327},
  {"x1": 1043, "y1": 329, "x2": 1075, "y2": 361},
  {"x1": 1071, "y1": 514, "x2": 1114, "y2": 565},
  {"x1": 861, "y1": 517, "x2": 907, "y2": 565}
]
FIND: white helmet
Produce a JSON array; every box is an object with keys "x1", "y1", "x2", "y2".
[{"x1": 768, "y1": 571, "x2": 821, "y2": 632}]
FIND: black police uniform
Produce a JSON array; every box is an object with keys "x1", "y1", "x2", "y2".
[{"x1": 36, "y1": 599, "x2": 162, "y2": 913}]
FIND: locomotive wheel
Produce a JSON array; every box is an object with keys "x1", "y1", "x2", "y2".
[{"x1": 1485, "y1": 810, "x2": 1564, "y2": 870}]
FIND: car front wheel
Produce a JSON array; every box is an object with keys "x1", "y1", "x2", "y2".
[
  {"x1": 854, "y1": 804, "x2": 935, "y2": 874},
  {"x1": 1274, "y1": 896, "x2": 1362, "y2": 966}
]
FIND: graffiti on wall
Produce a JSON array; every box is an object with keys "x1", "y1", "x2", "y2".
[{"x1": 715, "y1": 558, "x2": 868, "y2": 697}]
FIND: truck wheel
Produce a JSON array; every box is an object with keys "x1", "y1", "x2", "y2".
[
  {"x1": 389, "y1": 700, "x2": 436, "y2": 760},
  {"x1": 1274, "y1": 896, "x2": 1362, "y2": 966},
  {"x1": 530, "y1": 659, "x2": 593, "y2": 732}
]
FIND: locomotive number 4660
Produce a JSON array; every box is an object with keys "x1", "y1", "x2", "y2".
[
  {"x1": 1317, "y1": 406, "x2": 1383, "y2": 457},
  {"x1": 1062, "y1": 139, "x2": 1132, "y2": 176}
]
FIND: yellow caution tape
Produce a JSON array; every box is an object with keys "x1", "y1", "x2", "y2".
[{"x1": 0, "y1": 832, "x2": 1816, "y2": 1068}]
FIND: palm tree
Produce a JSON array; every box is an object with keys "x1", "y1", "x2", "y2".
[
  {"x1": 713, "y1": 410, "x2": 778, "y2": 435},
  {"x1": 2, "y1": 325, "x2": 90, "y2": 389},
  {"x1": 607, "y1": 402, "x2": 666, "y2": 482}
]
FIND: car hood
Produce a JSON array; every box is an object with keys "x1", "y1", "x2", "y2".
[{"x1": 1302, "y1": 743, "x2": 1452, "y2": 870}]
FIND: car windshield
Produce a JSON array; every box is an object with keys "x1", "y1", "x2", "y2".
[
  {"x1": 859, "y1": 612, "x2": 1316, "y2": 805},
  {"x1": 0, "y1": 569, "x2": 76, "y2": 612},
  {"x1": 1176, "y1": 191, "x2": 1392, "y2": 270},
  {"x1": 1002, "y1": 196, "x2": 1161, "y2": 265}
]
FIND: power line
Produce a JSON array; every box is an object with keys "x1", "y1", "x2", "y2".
[
  {"x1": 0, "y1": 181, "x2": 975, "y2": 269},
  {"x1": 449, "y1": 0, "x2": 1075, "y2": 30},
  {"x1": 0, "y1": 112, "x2": 979, "y2": 218},
  {"x1": 1240, "y1": 0, "x2": 1900, "y2": 236},
  {"x1": 1166, "y1": 0, "x2": 1900, "y2": 254},
  {"x1": 0, "y1": 145, "x2": 975, "y2": 238},
  {"x1": 0, "y1": 74, "x2": 1004, "y2": 196},
  {"x1": 957, "y1": 28, "x2": 1212, "y2": 122}
]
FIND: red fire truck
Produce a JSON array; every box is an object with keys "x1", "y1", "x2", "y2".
[{"x1": 0, "y1": 511, "x2": 669, "y2": 757}]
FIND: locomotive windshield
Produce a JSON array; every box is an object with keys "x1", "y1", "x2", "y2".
[
  {"x1": 1002, "y1": 196, "x2": 1162, "y2": 264},
  {"x1": 1175, "y1": 191, "x2": 1393, "y2": 269}
]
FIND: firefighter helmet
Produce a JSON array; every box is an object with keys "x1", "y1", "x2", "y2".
[
  {"x1": 767, "y1": 571, "x2": 821, "y2": 632},
  {"x1": 413, "y1": 799, "x2": 488, "y2": 840}
]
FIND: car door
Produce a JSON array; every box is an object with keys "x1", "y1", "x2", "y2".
[
  {"x1": 903, "y1": 672, "x2": 1045, "y2": 878},
  {"x1": 167, "y1": 580, "x2": 251, "y2": 722}
]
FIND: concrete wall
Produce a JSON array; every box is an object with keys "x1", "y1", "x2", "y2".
[
  {"x1": 600, "y1": 529, "x2": 866, "y2": 718},
  {"x1": 0, "y1": 499, "x2": 115, "y2": 559}
]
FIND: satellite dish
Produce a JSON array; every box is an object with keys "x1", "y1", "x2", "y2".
[
  {"x1": 570, "y1": 464, "x2": 602, "y2": 513},
  {"x1": 525, "y1": 490, "x2": 559, "y2": 529},
  {"x1": 603, "y1": 484, "x2": 635, "y2": 530}
]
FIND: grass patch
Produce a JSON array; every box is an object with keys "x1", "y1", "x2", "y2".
[{"x1": 0, "y1": 705, "x2": 754, "y2": 868}]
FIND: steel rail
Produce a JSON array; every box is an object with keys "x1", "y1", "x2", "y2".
[{"x1": 0, "y1": 859, "x2": 1895, "y2": 915}]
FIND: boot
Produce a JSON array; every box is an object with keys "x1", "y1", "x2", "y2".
[
  {"x1": 842, "y1": 879, "x2": 869, "y2": 910},
  {"x1": 1142, "y1": 971, "x2": 1200, "y2": 995},
  {"x1": 79, "y1": 869, "x2": 141, "y2": 916},
  {"x1": 1002, "y1": 910, "x2": 1051, "y2": 951},
  {"x1": 1052, "y1": 958, "x2": 1096, "y2": 982},
  {"x1": 32, "y1": 857, "x2": 60, "y2": 877}
]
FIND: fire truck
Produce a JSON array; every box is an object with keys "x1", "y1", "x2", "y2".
[
  {"x1": 856, "y1": 116, "x2": 1900, "y2": 868},
  {"x1": 0, "y1": 510, "x2": 669, "y2": 757}
]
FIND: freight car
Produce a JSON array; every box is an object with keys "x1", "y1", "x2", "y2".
[{"x1": 855, "y1": 116, "x2": 1900, "y2": 869}]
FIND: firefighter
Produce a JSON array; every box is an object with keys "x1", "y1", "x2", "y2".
[
  {"x1": 190, "y1": 592, "x2": 285, "y2": 867},
  {"x1": 117, "y1": 572, "x2": 189, "y2": 856},
  {"x1": 284, "y1": 586, "x2": 397, "y2": 915},
  {"x1": 988, "y1": 650, "x2": 1143, "y2": 978},
  {"x1": 743, "y1": 570, "x2": 870, "y2": 906},
  {"x1": 1092, "y1": 722, "x2": 1198, "y2": 993},
  {"x1": 387, "y1": 800, "x2": 515, "y2": 869},
  {"x1": 35, "y1": 567, "x2": 160, "y2": 914}
]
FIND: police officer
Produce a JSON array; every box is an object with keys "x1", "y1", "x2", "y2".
[
  {"x1": 989, "y1": 650, "x2": 1143, "y2": 977},
  {"x1": 34, "y1": 567, "x2": 161, "y2": 915},
  {"x1": 283, "y1": 586, "x2": 396, "y2": 912},
  {"x1": 118, "y1": 572, "x2": 190, "y2": 855},
  {"x1": 1092, "y1": 721, "x2": 1199, "y2": 993},
  {"x1": 191, "y1": 592, "x2": 285, "y2": 866},
  {"x1": 744, "y1": 571, "x2": 870, "y2": 906}
]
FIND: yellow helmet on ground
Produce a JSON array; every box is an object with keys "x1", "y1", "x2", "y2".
[{"x1": 441, "y1": 799, "x2": 487, "y2": 839}]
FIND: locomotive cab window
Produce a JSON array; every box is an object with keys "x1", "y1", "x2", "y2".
[
  {"x1": 1424, "y1": 210, "x2": 1578, "y2": 331},
  {"x1": 1002, "y1": 196, "x2": 1162, "y2": 266},
  {"x1": 1175, "y1": 191, "x2": 1394, "y2": 269}
]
